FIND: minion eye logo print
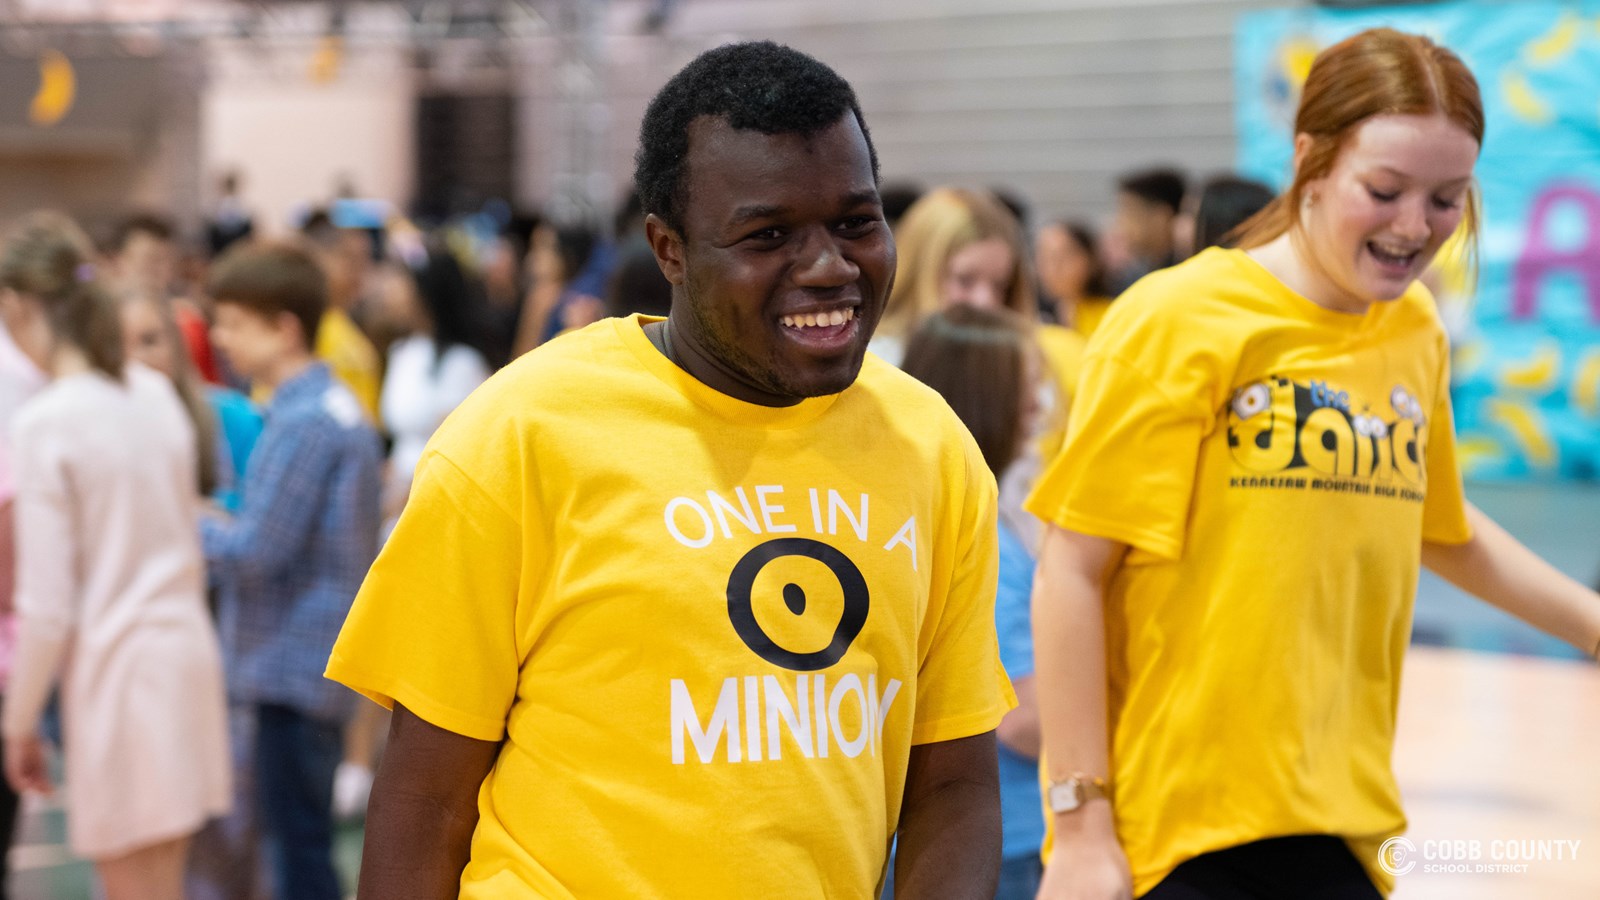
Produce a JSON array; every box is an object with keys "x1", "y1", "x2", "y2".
[
  {"x1": 1227, "y1": 376, "x2": 1430, "y2": 495},
  {"x1": 661, "y1": 485, "x2": 919, "y2": 765},
  {"x1": 727, "y1": 538, "x2": 869, "y2": 671}
]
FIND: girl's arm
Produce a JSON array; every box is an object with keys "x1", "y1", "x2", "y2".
[
  {"x1": 1422, "y1": 502, "x2": 1600, "y2": 660},
  {"x1": 1032, "y1": 525, "x2": 1134, "y2": 900}
]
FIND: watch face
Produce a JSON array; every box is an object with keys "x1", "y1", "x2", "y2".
[{"x1": 1048, "y1": 781, "x2": 1081, "y2": 814}]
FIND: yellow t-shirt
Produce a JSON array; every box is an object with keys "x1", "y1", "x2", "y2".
[
  {"x1": 1035, "y1": 323, "x2": 1088, "y2": 463},
  {"x1": 1071, "y1": 296, "x2": 1115, "y2": 339},
  {"x1": 327, "y1": 315, "x2": 1015, "y2": 899},
  {"x1": 315, "y1": 307, "x2": 382, "y2": 423},
  {"x1": 1025, "y1": 248, "x2": 1472, "y2": 897}
]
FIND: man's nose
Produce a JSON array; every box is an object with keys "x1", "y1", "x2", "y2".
[{"x1": 793, "y1": 230, "x2": 858, "y2": 287}]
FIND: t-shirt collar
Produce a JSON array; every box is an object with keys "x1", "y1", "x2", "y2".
[
  {"x1": 615, "y1": 314, "x2": 842, "y2": 429},
  {"x1": 1225, "y1": 247, "x2": 1385, "y2": 330}
]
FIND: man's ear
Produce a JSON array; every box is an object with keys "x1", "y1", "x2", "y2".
[{"x1": 645, "y1": 214, "x2": 686, "y2": 286}]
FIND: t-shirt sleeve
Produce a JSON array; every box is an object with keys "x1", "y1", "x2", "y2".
[
  {"x1": 909, "y1": 433, "x2": 1017, "y2": 746},
  {"x1": 325, "y1": 450, "x2": 527, "y2": 742},
  {"x1": 1025, "y1": 352, "x2": 1209, "y2": 561},
  {"x1": 1420, "y1": 354, "x2": 1472, "y2": 545}
]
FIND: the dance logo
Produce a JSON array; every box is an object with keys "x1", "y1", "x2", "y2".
[
  {"x1": 660, "y1": 486, "x2": 918, "y2": 766},
  {"x1": 1227, "y1": 376, "x2": 1430, "y2": 500}
]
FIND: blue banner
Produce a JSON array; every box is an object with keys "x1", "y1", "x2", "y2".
[{"x1": 1237, "y1": 1, "x2": 1600, "y2": 480}]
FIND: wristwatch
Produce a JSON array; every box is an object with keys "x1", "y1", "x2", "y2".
[{"x1": 1047, "y1": 773, "x2": 1111, "y2": 814}]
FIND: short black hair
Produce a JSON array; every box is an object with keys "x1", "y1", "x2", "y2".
[
  {"x1": 411, "y1": 238, "x2": 489, "y2": 367},
  {"x1": 878, "y1": 181, "x2": 925, "y2": 229},
  {"x1": 1117, "y1": 168, "x2": 1187, "y2": 215},
  {"x1": 1194, "y1": 175, "x2": 1276, "y2": 251},
  {"x1": 606, "y1": 237, "x2": 673, "y2": 318},
  {"x1": 634, "y1": 41, "x2": 879, "y2": 235}
]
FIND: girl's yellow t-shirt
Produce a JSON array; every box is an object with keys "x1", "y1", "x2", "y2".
[{"x1": 1027, "y1": 247, "x2": 1472, "y2": 897}]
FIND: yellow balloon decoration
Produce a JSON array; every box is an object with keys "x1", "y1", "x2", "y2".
[
  {"x1": 29, "y1": 49, "x2": 76, "y2": 127},
  {"x1": 310, "y1": 35, "x2": 344, "y2": 85}
]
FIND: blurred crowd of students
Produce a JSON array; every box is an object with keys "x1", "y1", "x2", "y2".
[{"x1": 0, "y1": 162, "x2": 1269, "y2": 899}]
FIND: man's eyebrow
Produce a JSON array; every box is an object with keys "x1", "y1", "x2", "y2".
[
  {"x1": 840, "y1": 189, "x2": 882, "y2": 209},
  {"x1": 725, "y1": 191, "x2": 880, "y2": 228},
  {"x1": 727, "y1": 204, "x2": 787, "y2": 227}
]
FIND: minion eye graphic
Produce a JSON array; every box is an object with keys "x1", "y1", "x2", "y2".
[
  {"x1": 1390, "y1": 386, "x2": 1421, "y2": 423},
  {"x1": 725, "y1": 538, "x2": 870, "y2": 671},
  {"x1": 1232, "y1": 383, "x2": 1271, "y2": 420},
  {"x1": 1354, "y1": 415, "x2": 1375, "y2": 438}
]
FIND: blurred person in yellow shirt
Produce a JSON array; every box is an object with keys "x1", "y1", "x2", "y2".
[
  {"x1": 1035, "y1": 219, "x2": 1114, "y2": 339},
  {"x1": 299, "y1": 211, "x2": 382, "y2": 423}
]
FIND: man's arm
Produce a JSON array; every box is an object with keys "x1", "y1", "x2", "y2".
[
  {"x1": 893, "y1": 731, "x2": 1002, "y2": 898},
  {"x1": 356, "y1": 703, "x2": 502, "y2": 900}
]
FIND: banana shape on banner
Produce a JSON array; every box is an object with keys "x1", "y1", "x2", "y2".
[
  {"x1": 1502, "y1": 70, "x2": 1554, "y2": 126},
  {"x1": 1281, "y1": 37, "x2": 1318, "y2": 89},
  {"x1": 1453, "y1": 341, "x2": 1487, "y2": 381},
  {"x1": 29, "y1": 49, "x2": 76, "y2": 127},
  {"x1": 1484, "y1": 399, "x2": 1557, "y2": 470},
  {"x1": 1499, "y1": 341, "x2": 1562, "y2": 393},
  {"x1": 1524, "y1": 12, "x2": 1581, "y2": 67},
  {"x1": 1455, "y1": 436, "x2": 1506, "y2": 473},
  {"x1": 1573, "y1": 348, "x2": 1600, "y2": 417}
]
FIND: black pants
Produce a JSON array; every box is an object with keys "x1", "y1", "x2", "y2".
[
  {"x1": 1143, "y1": 835, "x2": 1382, "y2": 900},
  {"x1": 0, "y1": 695, "x2": 17, "y2": 900}
]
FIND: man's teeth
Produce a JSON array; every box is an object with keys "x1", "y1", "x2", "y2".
[{"x1": 780, "y1": 308, "x2": 855, "y2": 328}]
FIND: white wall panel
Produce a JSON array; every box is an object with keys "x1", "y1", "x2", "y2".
[{"x1": 521, "y1": 0, "x2": 1300, "y2": 230}]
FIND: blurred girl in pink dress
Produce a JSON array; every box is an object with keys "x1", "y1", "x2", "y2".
[{"x1": 0, "y1": 212, "x2": 230, "y2": 899}]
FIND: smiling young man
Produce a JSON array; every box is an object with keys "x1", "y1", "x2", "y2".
[{"x1": 327, "y1": 42, "x2": 1013, "y2": 899}]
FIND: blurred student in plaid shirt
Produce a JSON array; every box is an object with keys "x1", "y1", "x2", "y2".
[{"x1": 201, "y1": 241, "x2": 381, "y2": 900}]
